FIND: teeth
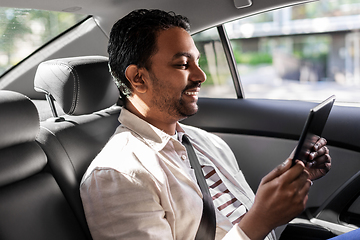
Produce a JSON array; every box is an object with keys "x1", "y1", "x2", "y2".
[{"x1": 184, "y1": 91, "x2": 198, "y2": 96}]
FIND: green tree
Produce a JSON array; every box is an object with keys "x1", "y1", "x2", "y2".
[
  {"x1": 0, "y1": 8, "x2": 31, "y2": 71},
  {"x1": 0, "y1": 7, "x2": 85, "y2": 75}
]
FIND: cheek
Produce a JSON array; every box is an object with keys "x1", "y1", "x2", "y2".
[
  {"x1": 150, "y1": 69, "x2": 188, "y2": 94},
  {"x1": 171, "y1": 73, "x2": 189, "y2": 89},
  {"x1": 163, "y1": 78, "x2": 188, "y2": 93}
]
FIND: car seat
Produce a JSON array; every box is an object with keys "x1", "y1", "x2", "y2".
[
  {"x1": 34, "y1": 56, "x2": 121, "y2": 239},
  {"x1": 0, "y1": 90, "x2": 88, "y2": 240}
]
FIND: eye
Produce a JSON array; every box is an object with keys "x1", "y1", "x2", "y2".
[{"x1": 175, "y1": 63, "x2": 189, "y2": 69}]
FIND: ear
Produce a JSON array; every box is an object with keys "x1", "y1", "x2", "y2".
[{"x1": 125, "y1": 64, "x2": 148, "y2": 94}]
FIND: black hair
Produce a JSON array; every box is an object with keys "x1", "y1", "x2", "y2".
[{"x1": 108, "y1": 9, "x2": 190, "y2": 100}]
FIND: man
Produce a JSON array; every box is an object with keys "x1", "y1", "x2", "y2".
[{"x1": 80, "y1": 9, "x2": 331, "y2": 240}]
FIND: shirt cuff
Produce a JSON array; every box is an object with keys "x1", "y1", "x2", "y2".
[{"x1": 222, "y1": 224, "x2": 251, "y2": 240}]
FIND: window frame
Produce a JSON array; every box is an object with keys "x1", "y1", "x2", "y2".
[{"x1": 216, "y1": 25, "x2": 245, "y2": 99}]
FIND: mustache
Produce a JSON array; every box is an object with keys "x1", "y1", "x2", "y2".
[{"x1": 183, "y1": 81, "x2": 201, "y2": 92}]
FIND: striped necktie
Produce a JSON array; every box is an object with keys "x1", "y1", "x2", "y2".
[{"x1": 202, "y1": 165, "x2": 247, "y2": 224}]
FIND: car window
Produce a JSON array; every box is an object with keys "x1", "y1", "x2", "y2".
[
  {"x1": 224, "y1": 0, "x2": 360, "y2": 105},
  {"x1": 0, "y1": 8, "x2": 87, "y2": 77},
  {"x1": 192, "y1": 28, "x2": 237, "y2": 99}
]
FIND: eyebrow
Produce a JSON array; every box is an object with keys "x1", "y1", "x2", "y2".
[{"x1": 172, "y1": 52, "x2": 201, "y2": 61}]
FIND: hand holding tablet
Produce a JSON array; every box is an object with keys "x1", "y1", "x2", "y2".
[{"x1": 291, "y1": 95, "x2": 336, "y2": 167}]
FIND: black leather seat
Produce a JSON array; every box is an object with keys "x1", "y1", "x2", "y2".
[
  {"x1": 0, "y1": 90, "x2": 88, "y2": 240},
  {"x1": 34, "y1": 56, "x2": 121, "y2": 239}
]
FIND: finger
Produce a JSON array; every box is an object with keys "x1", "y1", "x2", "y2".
[
  {"x1": 280, "y1": 160, "x2": 307, "y2": 184},
  {"x1": 292, "y1": 166, "x2": 310, "y2": 187},
  {"x1": 296, "y1": 178, "x2": 311, "y2": 195},
  {"x1": 261, "y1": 159, "x2": 292, "y2": 184},
  {"x1": 309, "y1": 146, "x2": 329, "y2": 161},
  {"x1": 298, "y1": 179, "x2": 311, "y2": 205},
  {"x1": 284, "y1": 170, "x2": 310, "y2": 212},
  {"x1": 309, "y1": 154, "x2": 331, "y2": 171},
  {"x1": 312, "y1": 137, "x2": 327, "y2": 152},
  {"x1": 312, "y1": 152, "x2": 331, "y2": 166}
]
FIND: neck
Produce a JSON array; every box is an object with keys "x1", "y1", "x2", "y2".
[{"x1": 125, "y1": 100, "x2": 178, "y2": 135}]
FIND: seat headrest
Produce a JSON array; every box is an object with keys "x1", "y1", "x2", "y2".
[
  {"x1": 0, "y1": 90, "x2": 39, "y2": 149},
  {"x1": 34, "y1": 56, "x2": 119, "y2": 116}
]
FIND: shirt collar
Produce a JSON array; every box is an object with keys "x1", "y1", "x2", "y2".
[{"x1": 118, "y1": 108, "x2": 186, "y2": 152}]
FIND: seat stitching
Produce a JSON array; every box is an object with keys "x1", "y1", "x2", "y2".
[{"x1": 41, "y1": 62, "x2": 79, "y2": 115}]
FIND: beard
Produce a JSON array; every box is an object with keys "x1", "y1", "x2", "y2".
[{"x1": 148, "y1": 72, "x2": 201, "y2": 120}]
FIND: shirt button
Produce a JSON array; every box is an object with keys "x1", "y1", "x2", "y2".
[{"x1": 181, "y1": 155, "x2": 187, "y2": 160}]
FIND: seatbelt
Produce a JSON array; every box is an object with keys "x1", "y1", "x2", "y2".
[{"x1": 182, "y1": 135, "x2": 216, "y2": 240}]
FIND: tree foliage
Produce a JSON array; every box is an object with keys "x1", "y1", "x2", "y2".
[{"x1": 0, "y1": 8, "x2": 85, "y2": 75}]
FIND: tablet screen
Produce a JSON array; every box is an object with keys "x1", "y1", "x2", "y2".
[{"x1": 292, "y1": 95, "x2": 336, "y2": 166}]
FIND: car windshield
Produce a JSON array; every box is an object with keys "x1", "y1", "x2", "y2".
[{"x1": 0, "y1": 8, "x2": 87, "y2": 77}]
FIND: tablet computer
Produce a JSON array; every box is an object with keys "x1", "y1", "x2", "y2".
[{"x1": 291, "y1": 95, "x2": 336, "y2": 167}]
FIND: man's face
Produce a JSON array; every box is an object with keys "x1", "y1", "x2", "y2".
[{"x1": 144, "y1": 27, "x2": 206, "y2": 122}]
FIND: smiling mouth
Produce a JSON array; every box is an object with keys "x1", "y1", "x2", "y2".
[{"x1": 184, "y1": 91, "x2": 199, "y2": 96}]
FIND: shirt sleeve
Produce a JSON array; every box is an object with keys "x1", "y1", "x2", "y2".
[{"x1": 80, "y1": 168, "x2": 174, "y2": 240}]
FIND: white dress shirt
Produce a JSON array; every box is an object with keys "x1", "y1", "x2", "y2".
[{"x1": 80, "y1": 108, "x2": 276, "y2": 240}]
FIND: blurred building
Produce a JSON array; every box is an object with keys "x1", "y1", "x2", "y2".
[{"x1": 224, "y1": 3, "x2": 360, "y2": 85}]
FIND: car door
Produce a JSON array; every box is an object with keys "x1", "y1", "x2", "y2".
[
  {"x1": 183, "y1": 3, "x2": 360, "y2": 238},
  {"x1": 182, "y1": 98, "x2": 360, "y2": 237}
]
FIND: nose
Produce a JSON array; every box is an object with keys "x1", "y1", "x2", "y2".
[{"x1": 190, "y1": 64, "x2": 206, "y2": 83}]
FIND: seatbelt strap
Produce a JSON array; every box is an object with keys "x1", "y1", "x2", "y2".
[{"x1": 182, "y1": 135, "x2": 216, "y2": 240}]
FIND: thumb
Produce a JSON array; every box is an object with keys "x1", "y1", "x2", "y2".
[{"x1": 261, "y1": 158, "x2": 291, "y2": 184}]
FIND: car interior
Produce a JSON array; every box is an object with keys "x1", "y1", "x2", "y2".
[{"x1": 1, "y1": 0, "x2": 360, "y2": 239}]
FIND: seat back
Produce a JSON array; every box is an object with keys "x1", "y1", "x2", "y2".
[
  {"x1": 34, "y1": 56, "x2": 121, "y2": 239},
  {"x1": 0, "y1": 90, "x2": 87, "y2": 240}
]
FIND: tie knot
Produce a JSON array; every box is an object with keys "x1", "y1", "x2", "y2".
[{"x1": 182, "y1": 134, "x2": 190, "y2": 143}]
